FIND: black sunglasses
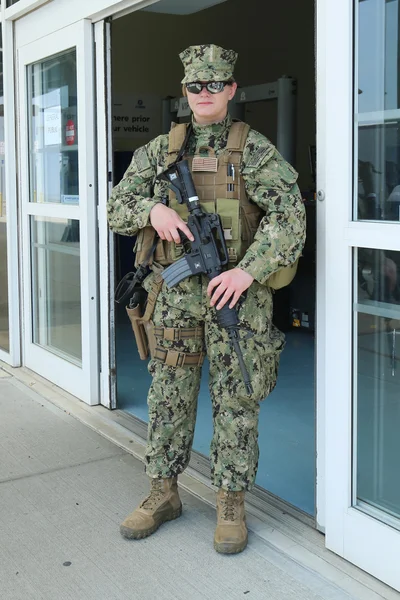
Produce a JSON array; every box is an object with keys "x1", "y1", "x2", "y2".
[{"x1": 185, "y1": 81, "x2": 230, "y2": 95}]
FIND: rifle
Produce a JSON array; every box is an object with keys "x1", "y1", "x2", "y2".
[{"x1": 158, "y1": 159, "x2": 254, "y2": 396}]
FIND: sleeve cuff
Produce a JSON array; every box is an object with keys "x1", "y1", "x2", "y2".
[
  {"x1": 237, "y1": 251, "x2": 275, "y2": 285},
  {"x1": 139, "y1": 198, "x2": 161, "y2": 228}
]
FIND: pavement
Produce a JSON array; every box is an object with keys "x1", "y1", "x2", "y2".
[{"x1": 1, "y1": 365, "x2": 399, "y2": 600}]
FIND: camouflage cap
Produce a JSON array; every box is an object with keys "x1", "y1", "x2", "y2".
[{"x1": 179, "y1": 44, "x2": 238, "y2": 84}]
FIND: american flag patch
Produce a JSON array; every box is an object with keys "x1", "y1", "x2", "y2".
[{"x1": 192, "y1": 156, "x2": 218, "y2": 172}]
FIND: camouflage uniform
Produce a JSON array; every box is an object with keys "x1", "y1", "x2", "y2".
[{"x1": 107, "y1": 45, "x2": 306, "y2": 492}]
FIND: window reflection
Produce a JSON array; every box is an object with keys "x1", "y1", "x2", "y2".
[
  {"x1": 355, "y1": 248, "x2": 400, "y2": 523},
  {"x1": 358, "y1": 125, "x2": 400, "y2": 221},
  {"x1": 356, "y1": 0, "x2": 400, "y2": 222},
  {"x1": 28, "y1": 50, "x2": 79, "y2": 205},
  {"x1": 358, "y1": 248, "x2": 400, "y2": 305},
  {"x1": 31, "y1": 216, "x2": 82, "y2": 363}
]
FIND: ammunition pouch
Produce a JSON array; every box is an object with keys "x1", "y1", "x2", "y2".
[
  {"x1": 153, "y1": 347, "x2": 205, "y2": 368},
  {"x1": 153, "y1": 325, "x2": 204, "y2": 342},
  {"x1": 152, "y1": 324, "x2": 205, "y2": 368}
]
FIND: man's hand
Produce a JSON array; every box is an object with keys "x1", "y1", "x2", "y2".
[
  {"x1": 150, "y1": 203, "x2": 194, "y2": 243},
  {"x1": 207, "y1": 268, "x2": 254, "y2": 310}
]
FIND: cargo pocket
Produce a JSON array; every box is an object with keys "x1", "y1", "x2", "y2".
[
  {"x1": 258, "y1": 351, "x2": 281, "y2": 399},
  {"x1": 237, "y1": 327, "x2": 284, "y2": 403}
]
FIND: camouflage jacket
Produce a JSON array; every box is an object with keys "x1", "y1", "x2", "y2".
[{"x1": 107, "y1": 113, "x2": 306, "y2": 285}]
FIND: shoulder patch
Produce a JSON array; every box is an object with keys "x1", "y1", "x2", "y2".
[
  {"x1": 246, "y1": 146, "x2": 271, "y2": 169},
  {"x1": 134, "y1": 146, "x2": 151, "y2": 173}
]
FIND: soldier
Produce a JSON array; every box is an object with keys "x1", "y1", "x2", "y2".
[{"x1": 107, "y1": 44, "x2": 306, "y2": 554}]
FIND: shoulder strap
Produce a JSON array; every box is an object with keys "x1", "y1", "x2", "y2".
[
  {"x1": 226, "y1": 120, "x2": 250, "y2": 152},
  {"x1": 168, "y1": 123, "x2": 188, "y2": 153}
]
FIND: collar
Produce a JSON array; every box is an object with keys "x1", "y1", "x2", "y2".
[{"x1": 192, "y1": 113, "x2": 232, "y2": 140}]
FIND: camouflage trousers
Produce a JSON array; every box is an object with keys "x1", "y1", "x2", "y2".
[{"x1": 142, "y1": 272, "x2": 285, "y2": 491}]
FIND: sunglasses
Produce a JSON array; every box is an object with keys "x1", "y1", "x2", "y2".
[{"x1": 185, "y1": 81, "x2": 230, "y2": 95}]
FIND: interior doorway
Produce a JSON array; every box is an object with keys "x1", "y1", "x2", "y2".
[{"x1": 110, "y1": 0, "x2": 316, "y2": 517}]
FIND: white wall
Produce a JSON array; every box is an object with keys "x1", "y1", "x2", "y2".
[{"x1": 112, "y1": 0, "x2": 315, "y2": 189}]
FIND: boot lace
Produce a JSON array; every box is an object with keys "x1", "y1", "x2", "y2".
[
  {"x1": 220, "y1": 491, "x2": 237, "y2": 521},
  {"x1": 140, "y1": 479, "x2": 165, "y2": 510}
]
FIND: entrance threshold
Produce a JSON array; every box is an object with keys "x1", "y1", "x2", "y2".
[{"x1": 113, "y1": 409, "x2": 315, "y2": 529}]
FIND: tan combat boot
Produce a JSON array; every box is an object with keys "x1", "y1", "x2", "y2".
[
  {"x1": 214, "y1": 489, "x2": 248, "y2": 554},
  {"x1": 120, "y1": 477, "x2": 182, "y2": 540}
]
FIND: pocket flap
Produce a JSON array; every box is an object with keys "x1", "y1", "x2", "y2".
[{"x1": 216, "y1": 198, "x2": 240, "y2": 241}]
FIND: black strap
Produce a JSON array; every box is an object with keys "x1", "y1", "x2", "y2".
[{"x1": 176, "y1": 123, "x2": 193, "y2": 163}]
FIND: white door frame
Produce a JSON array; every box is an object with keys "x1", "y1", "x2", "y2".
[
  {"x1": 319, "y1": 0, "x2": 400, "y2": 590},
  {"x1": 95, "y1": 19, "x2": 117, "y2": 408},
  {"x1": 0, "y1": 14, "x2": 21, "y2": 367},
  {"x1": 17, "y1": 20, "x2": 99, "y2": 404}
]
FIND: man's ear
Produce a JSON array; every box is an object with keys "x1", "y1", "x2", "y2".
[{"x1": 228, "y1": 82, "x2": 238, "y2": 101}]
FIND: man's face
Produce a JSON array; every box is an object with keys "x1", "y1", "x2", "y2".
[{"x1": 186, "y1": 81, "x2": 238, "y2": 125}]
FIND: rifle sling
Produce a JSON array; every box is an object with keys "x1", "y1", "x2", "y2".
[{"x1": 176, "y1": 123, "x2": 193, "y2": 163}]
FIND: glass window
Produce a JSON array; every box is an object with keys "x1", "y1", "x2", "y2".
[
  {"x1": 31, "y1": 216, "x2": 82, "y2": 364},
  {"x1": 6, "y1": 0, "x2": 21, "y2": 6},
  {"x1": 0, "y1": 23, "x2": 10, "y2": 353},
  {"x1": 28, "y1": 49, "x2": 79, "y2": 205},
  {"x1": 356, "y1": 0, "x2": 400, "y2": 222},
  {"x1": 354, "y1": 247, "x2": 400, "y2": 525},
  {"x1": 27, "y1": 49, "x2": 82, "y2": 364}
]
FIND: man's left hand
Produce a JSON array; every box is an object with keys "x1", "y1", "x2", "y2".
[{"x1": 207, "y1": 268, "x2": 254, "y2": 310}]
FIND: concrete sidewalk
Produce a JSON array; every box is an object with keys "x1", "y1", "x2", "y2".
[{"x1": 0, "y1": 366, "x2": 399, "y2": 600}]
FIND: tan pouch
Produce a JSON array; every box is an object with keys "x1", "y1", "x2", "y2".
[
  {"x1": 134, "y1": 226, "x2": 155, "y2": 268},
  {"x1": 216, "y1": 198, "x2": 241, "y2": 263},
  {"x1": 267, "y1": 259, "x2": 299, "y2": 290},
  {"x1": 216, "y1": 198, "x2": 240, "y2": 241},
  {"x1": 125, "y1": 272, "x2": 164, "y2": 360},
  {"x1": 126, "y1": 304, "x2": 149, "y2": 360},
  {"x1": 143, "y1": 321, "x2": 157, "y2": 359}
]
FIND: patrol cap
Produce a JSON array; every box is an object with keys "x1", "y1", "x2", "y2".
[{"x1": 179, "y1": 44, "x2": 238, "y2": 84}]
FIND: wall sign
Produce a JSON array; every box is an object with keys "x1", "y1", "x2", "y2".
[
  {"x1": 112, "y1": 93, "x2": 161, "y2": 139},
  {"x1": 44, "y1": 106, "x2": 62, "y2": 146}
]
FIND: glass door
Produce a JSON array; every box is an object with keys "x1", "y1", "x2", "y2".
[
  {"x1": 320, "y1": 0, "x2": 400, "y2": 590},
  {"x1": 18, "y1": 21, "x2": 99, "y2": 403}
]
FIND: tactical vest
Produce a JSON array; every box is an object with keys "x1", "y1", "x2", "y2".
[{"x1": 135, "y1": 120, "x2": 263, "y2": 268}]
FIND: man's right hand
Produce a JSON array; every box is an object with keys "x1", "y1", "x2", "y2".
[{"x1": 150, "y1": 203, "x2": 194, "y2": 244}]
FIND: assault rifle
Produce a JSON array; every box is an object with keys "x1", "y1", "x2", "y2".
[{"x1": 158, "y1": 159, "x2": 253, "y2": 396}]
